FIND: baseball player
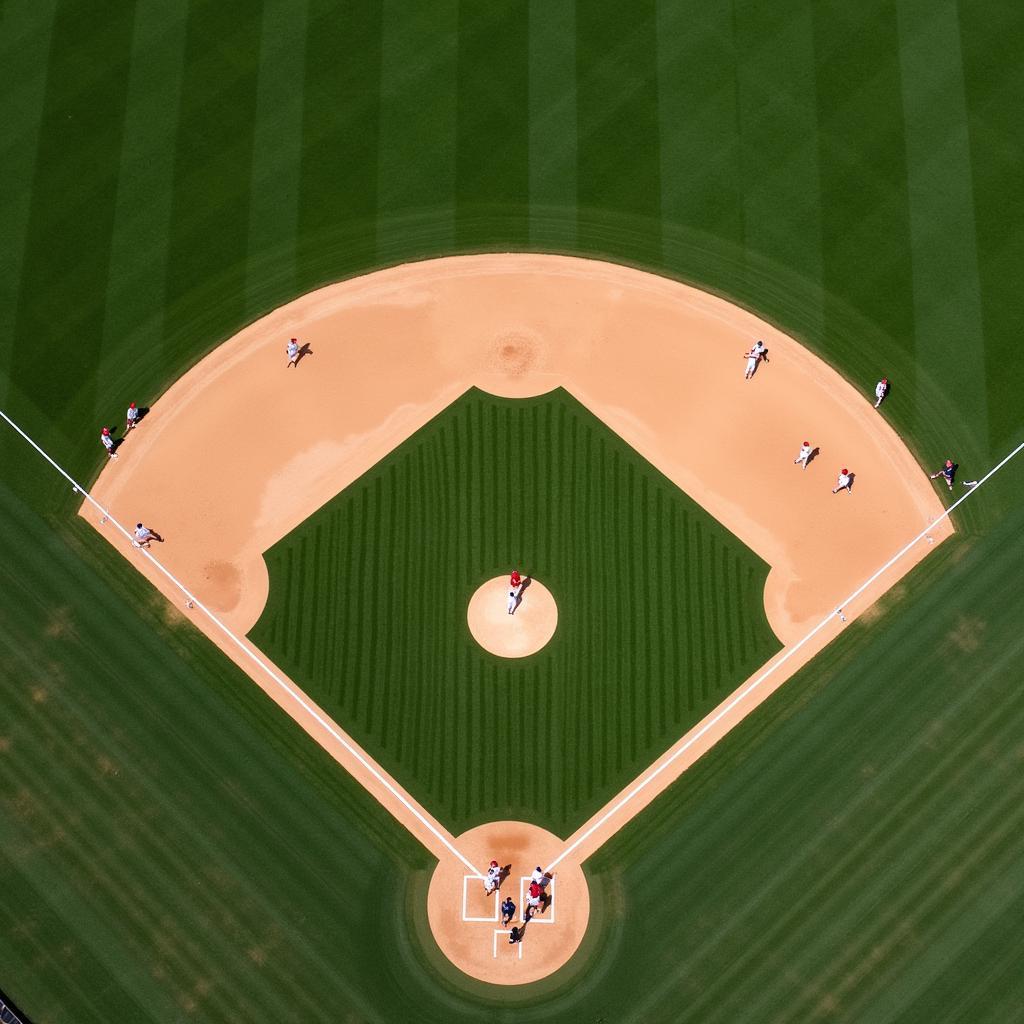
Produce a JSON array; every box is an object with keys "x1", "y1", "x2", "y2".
[
  {"x1": 286, "y1": 338, "x2": 300, "y2": 368},
  {"x1": 525, "y1": 881, "x2": 542, "y2": 919},
  {"x1": 133, "y1": 522, "x2": 163, "y2": 547},
  {"x1": 100, "y1": 427, "x2": 118, "y2": 458},
  {"x1": 125, "y1": 402, "x2": 139, "y2": 432},
  {"x1": 507, "y1": 569, "x2": 525, "y2": 615},
  {"x1": 794, "y1": 440, "x2": 813, "y2": 470},
  {"x1": 483, "y1": 859, "x2": 502, "y2": 896},
  {"x1": 508, "y1": 926, "x2": 522, "y2": 945},
  {"x1": 930, "y1": 459, "x2": 956, "y2": 491},
  {"x1": 874, "y1": 377, "x2": 889, "y2": 408},
  {"x1": 530, "y1": 865, "x2": 545, "y2": 887},
  {"x1": 743, "y1": 339, "x2": 767, "y2": 380},
  {"x1": 500, "y1": 895, "x2": 516, "y2": 926},
  {"x1": 832, "y1": 468, "x2": 853, "y2": 495}
]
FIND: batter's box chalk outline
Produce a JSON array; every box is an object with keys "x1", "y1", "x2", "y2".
[
  {"x1": 462, "y1": 875, "x2": 500, "y2": 922},
  {"x1": 519, "y1": 876, "x2": 556, "y2": 924},
  {"x1": 493, "y1": 929, "x2": 524, "y2": 959}
]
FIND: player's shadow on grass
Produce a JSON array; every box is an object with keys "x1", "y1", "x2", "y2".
[{"x1": 135, "y1": 405, "x2": 151, "y2": 424}]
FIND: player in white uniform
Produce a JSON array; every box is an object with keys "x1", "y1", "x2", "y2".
[
  {"x1": 286, "y1": 338, "x2": 300, "y2": 368},
  {"x1": 832, "y1": 468, "x2": 853, "y2": 495},
  {"x1": 125, "y1": 402, "x2": 139, "y2": 431},
  {"x1": 794, "y1": 440, "x2": 813, "y2": 470},
  {"x1": 100, "y1": 427, "x2": 118, "y2": 458},
  {"x1": 743, "y1": 339, "x2": 767, "y2": 379},
  {"x1": 874, "y1": 377, "x2": 889, "y2": 408},
  {"x1": 484, "y1": 859, "x2": 502, "y2": 895},
  {"x1": 133, "y1": 522, "x2": 164, "y2": 547},
  {"x1": 507, "y1": 569, "x2": 525, "y2": 614}
]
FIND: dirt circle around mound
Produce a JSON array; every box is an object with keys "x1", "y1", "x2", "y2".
[
  {"x1": 426, "y1": 821, "x2": 589, "y2": 985},
  {"x1": 467, "y1": 577, "x2": 557, "y2": 658}
]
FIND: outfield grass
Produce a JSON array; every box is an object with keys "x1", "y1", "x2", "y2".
[
  {"x1": 1, "y1": 1, "x2": 1022, "y2": 1020},
  {"x1": 251, "y1": 389, "x2": 778, "y2": 836}
]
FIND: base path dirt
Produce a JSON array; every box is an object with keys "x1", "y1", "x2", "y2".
[{"x1": 81, "y1": 254, "x2": 951, "y2": 985}]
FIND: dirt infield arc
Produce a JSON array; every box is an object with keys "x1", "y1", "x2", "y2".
[{"x1": 82, "y1": 254, "x2": 950, "y2": 985}]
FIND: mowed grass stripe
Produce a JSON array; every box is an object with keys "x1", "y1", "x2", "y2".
[
  {"x1": 295, "y1": 0, "x2": 382, "y2": 279},
  {"x1": 896, "y1": 0, "x2": 989, "y2": 453},
  {"x1": 253, "y1": 388, "x2": 778, "y2": 835},
  {"x1": 95, "y1": 0, "x2": 188, "y2": 409},
  {"x1": 959, "y1": 0, "x2": 1024, "y2": 455},
  {"x1": 455, "y1": 2, "x2": 529, "y2": 246},
  {"x1": 0, "y1": 0, "x2": 58, "y2": 408},
  {"x1": 9, "y1": 3, "x2": 135, "y2": 438},
  {"x1": 575, "y1": 2, "x2": 662, "y2": 255},
  {"x1": 161, "y1": 4, "x2": 260, "y2": 386},
  {"x1": 732, "y1": 2, "x2": 824, "y2": 294},
  {"x1": 245, "y1": 0, "x2": 308, "y2": 309},
  {"x1": 811, "y1": 5, "x2": 918, "y2": 425},
  {"x1": 376, "y1": 0, "x2": 459, "y2": 256},
  {"x1": 655, "y1": 0, "x2": 743, "y2": 240},
  {"x1": 527, "y1": 0, "x2": 578, "y2": 247}
]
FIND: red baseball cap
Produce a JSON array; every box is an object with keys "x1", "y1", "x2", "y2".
[
  {"x1": 102, "y1": 427, "x2": 110, "y2": 435},
  {"x1": 803, "y1": 440, "x2": 809, "y2": 446},
  {"x1": 841, "y1": 468, "x2": 848, "y2": 474},
  {"x1": 129, "y1": 401, "x2": 136, "y2": 409},
  {"x1": 490, "y1": 860, "x2": 498, "y2": 867}
]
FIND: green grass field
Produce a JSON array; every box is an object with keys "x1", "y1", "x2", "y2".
[
  {"x1": 1, "y1": 1, "x2": 1022, "y2": 1021},
  {"x1": 251, "y1": 388, "x2": 778, "y2": 836}
]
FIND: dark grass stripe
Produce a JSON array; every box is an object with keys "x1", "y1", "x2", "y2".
[
  {"x1": 958, "y1": 0, "x2": 1024, "y2": 455},
  {"x1": 811, "y1": 4, "x2": 917, "y2": 406},
  {"x1": 0, "y1": 0, "x2": 58, "y2": 404},
  {"x1": 7, "y1": 3, "x2": 135, "y2": 472},
  {"x1": 295, "y1": 0, "x2": 383, "y2": 280},
  {"x1": 455, "y1": 1, "x2": 530, "y2": 247},
  {"x1": 575, "y1": 1, "x2": 662, "y2": 256},
  {"x1": 161, "y1": 4, "x2": 260, "y2": 385}
]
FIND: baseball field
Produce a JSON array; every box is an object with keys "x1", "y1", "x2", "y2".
[{"x1": 1, "y1": 1, "x2": 1023, "y2": 1021}]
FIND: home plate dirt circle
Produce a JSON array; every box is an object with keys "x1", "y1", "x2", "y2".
[
  {"x1": 426, "y1": 821, "x2": 589, "y2": 984},
  {"x1": 467, "y1": 577, "x2": 558, "y2": 658}
]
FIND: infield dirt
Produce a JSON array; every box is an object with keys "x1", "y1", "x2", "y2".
[{"x1": 81, "y1": 254, "x2": 951, "y2": 984}]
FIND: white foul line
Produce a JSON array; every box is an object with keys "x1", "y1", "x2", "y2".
[
  {"x1": 0, "y1": 407, "x2": 483, "y2": 878},
  {"x1": 547, "y1": 440, "x2": 1024, "y2": 872}
]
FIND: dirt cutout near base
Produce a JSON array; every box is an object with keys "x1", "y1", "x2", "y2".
[{"x1": 82, "y1": 255, "x2": 951, "y2": 985}]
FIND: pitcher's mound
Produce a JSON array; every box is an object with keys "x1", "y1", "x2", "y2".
[{"x1": 467, "y1": 577, "x2": 557, "y2": 658}]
